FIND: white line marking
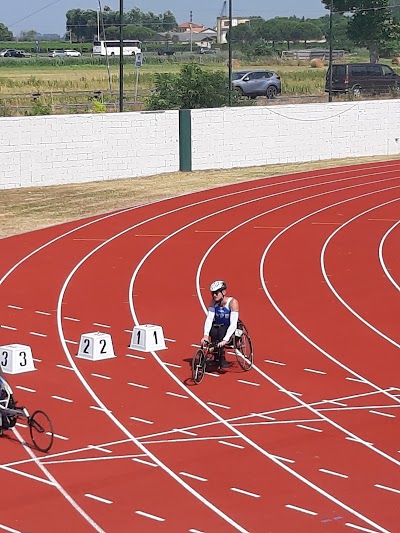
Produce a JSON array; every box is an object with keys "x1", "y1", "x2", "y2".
[
  {"x1": 191, "y1": 343, "x2": 201, "y2": 348},
  {"x1": 207, "y1": 401, "x2": 230, "y2": 410},
  {"x1": 204, "y1": 371, "x2": 220, "y2": 377},
  {"x1": 128, "y1": 382, "x2": 148, "y2": 389},
  {"x1": 1, "y1": 325, "x2": 17, "y2": 330},
  {"x1": 286, "y1": 504, "x2": 317, "y2": 516},
  {"x1": 90, "y1": 406, "x2": 112, "y2": 413},
  {"x1": 297, "y1": 424, "x2": 323, "y2": 433},
  {"x1": 0, "y1": 465, "x2": 55, "y2": 486},
  {"x1": 174, "y1": 429, "x2": 197, "y2": 436},
  {"x1": 65, "y1": 339, "x2": 78, "y2": 345},
  {"x1": 54, "y1": 433, "x2": 69, "y2": 441},
  {"x1": 8, "y1": 305, "x2": 23, "y2": 310},
  {"x1": 52, "y1": 395, "x2": 73, "y2": 403},
  {"x1": 33, "y1": 358, "x2": 42, "y2": 363},
  {"x1": 135, "y1": 511, "x2": 165, "y2": 522},
  {"x1": 374, "y1": 483, "x2": 400, "y2": 494},
  {"x1": 91, "y1": 373, "x2": 111, "y2": 380},
  {"x1": 180, "y1": 472, "x2": 208, "y2": 482},
  {"x1": 218, "y1": 440, "x2": 245, "y2": 449},
  {"x1": 253, "y1": 413, "x2": 276, "y2": 420},
  {"x1": 56, "y1": 364, "x2": 74, "y2": 370},
  {"x1": 15, "y1": 386, "x2": 35, "y2": 393},
  {"x1": 304, "y1": 368, "x2": 327, "y2": 375},
  {"x1": 0, "y1": 523, "x2": 22, "y2": 532},
  {"x1": 280, "y1": 389, "x2": 302, "y2": 396},
  {"x1": 93, "y1": 323, "x2": 110, "y2": 328},
  {"x1": 166, "y1": 392, "x2": 189, "y2": 399},
  {"x1": 132, "y1": 458, "x2": 158, "y2": 467},
  {"x1": 264, "y1": 359, "x2": 286, "y2": 366},
  {"x1": 189, "y1": 529, "x2": 205, "y2": 533},
  {"x1": 369, "y1": 410, "x2": 395, "y2": 418},
  {"x1": 126, "y1": 354, "x2": 145, "y2": 360},
  {"x1": 15, "y1": 422, "x2": 27, "y2": 428},
  {"x1": 130, "y1": 416, "x2": 153, "y2": 424},
  {"x1": 346, "y1": 377, "x2": 367, "y2": 383},
  {"x1": 85, "y1": 494, "x2": 113, "y2": 504},
  {"x1": 319, "y1": 468, "x2": 348, "y2": 479},
  {"x1": 231, "y1": 487, "x2": 260, "y2": 498},
  {"x1": 163, "y1": 362, "x2": 182, "y2": 368},
  {"x1": 237, "y1": 379, "x2": 260, "y2": 387},
  {"x1": 35, "y1": 310, "x2": 51, "y2": 315},
  {"x1": 345, "y1": 523, "x2": 382, "y2": 533},
  {"x1": 88, "y1": 445, "x2": 113, "y2": 454},
  {"x1": 346, "y1": 437, "x2": 373, "y2": 446},
  {"x1": 64, "y1": 316, "x2": 80, "y2": 322},
  {"x1": 124, "y1": 329, "x2": 133, "y2": 333},
  {"x1": 270, "y1": 454, "x2": 295, "y2": 464},
  {"x1": 29, "y1": 331, "x2": 47, "y2": 337},
  {"x1": 323, "y1": 399, "x2": 348, "y2": 406},
  {"x1": 164, "y1": 337, "x2": 176, "y2": 342}
]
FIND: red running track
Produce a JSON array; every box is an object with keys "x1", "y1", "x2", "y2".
[{"x1": 0, "y1": 160, "x2": 400, "y2": 533}]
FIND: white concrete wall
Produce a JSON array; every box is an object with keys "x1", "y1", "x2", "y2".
[
  {"x1": 0, "y1": 110, "x2": 179, "y2": 189},
  {"x1": 191, "y1": 100, "x2": 400, "y2": 170}
]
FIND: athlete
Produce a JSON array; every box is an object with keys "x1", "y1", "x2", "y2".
[{"x1": 201, "y1": 280, "x2": 239, "y2": 368}]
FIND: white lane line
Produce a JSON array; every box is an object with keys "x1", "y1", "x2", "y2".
[
  {"x1": 270, "y1": 454, "x2": 295, "y2": 464},
  {"x1": 346, "y1": 377, "x2": 367, "y2": 383},
  {"x1": 218, "y1": 440, "x2": 245, "y2": 449},
  {"x1": 280, "y1": 389, "x2": 302, "y2": 396},
  {"x1": 346, "y1": 437, "x2": 373, "y2": 446},
  {"x1": 130, "y1": 416, "x2": 153, "y2": 424},
  {"x1": 88, "y1": 445, "x2": 113, "y2": 454},
  {"x1": 15, "y1": 423, "x2": 27, "y2": 428},
  {"x1": 135, "y1": 510, "x2": 165, "y2": 522},
  {"x1": 8, "y1": 305, "x2": 23, "y2": 310},
  {"x1": 345, "y1": 523, "x2": 382, "y2": 533},
  {"x1": 174, "y1": 429, "x2": 197, "y2": 436},
  {"x1": 286, "y1": 504, "x2": 317, "y2": 516},
  {"x1": 15, "y1": 386, "x2": 35, "y2": 393},
  {"x1": 369, "y1": 410, "x2": 395, "y2": 418},
  {"x1": 189, "y1": 529, "x2": 205, "y2": 533},
  {"x1": 180, "y1": 472, "x2": 208, "y2": 482},
  {"x1": 56, "y1": 364, "x2": 74, "y2": 370},
  {"x1": 323, "y1": 399, "x2": 348, "y2": 406},
  {"x1": 91, "y1": 373, "x2": 111, "y2": 380},
  {"x1": 54, "y1": 433, "x2": 69, "y2": 441},
  {"x1": 35, "y1": 310, "x2": 51, "y2": 315},
  {"x1": 191, "y1": 343, "x2": 201, "y2": 348},
  {"x1": 374, "y1": 483, "x2": 400, "y2": 495},
  {"x1": 1, "y1": 325, "x2": 17, "y2": 330},
  {"x1": 126, "y1": 354, "x2": 145, "y2": 360},
  {"x1": 85, "y1": 494, "x2": 113, "y2": 504},
  {"x1": 166, "y1": 392, "x2": 189, "y2": 399},
  {"x1": 297, "y1": 424, "x2": 323, "y2": 433},
  {"x1": 237, "y1": 379, "x2": 260, "y2": 387},
  {"x1": 0, "y1": 465, "x2": 55, "y2": 486},
  {"x1": 132, "y1": 458, "x2": 158, "y2": 467},
  {"x1": 319, "y1": 468, "x2": 348, "y2": 479},
  {"x1": 265, "y1": 359, "x2": 286, "y2": 366},
  {"x1": 163, "y1": 362, "x2": 182, "y2": 368},
  {"x1": 65, "y1": 340, "x2": 78, "y2": 345},
  {"x1": 52, "y1": 395, "x2": 73, "y2": 403},
  {"x1": 164, "y1": 337, "x2": 176, "y2": 342},
  {"x1": 231, "y1": 487, "x2": 260, "y2": 498},
  {"x1": 205, "y1": 371, "x2": 220, "y2": 377},
  {"x1": 90, "y1": 406, "x2": 112, "y2": 413},
  {"x1": 207, "y1": 401, "x2": 230, "y2": 410},
  {"x1": 33, "y1": 358, "x2": 42, "y2": 363},
  {"x1": 0, "y1": 523, "x2": 22, "y2": 532},
  {"x1": 29, "y1": 331, "x2": 47, "y2": 337},
  {"x1": 128, "y1": 382, "x2": 149, "y2": 389},
  {"x1": 64, "y1": 316, "x2": 80, "y2": 322},
  {"x1": 253, "y1": 413, "x2": 276, "y2": 420},
  {"x1": 304, "y1": 368, "x2": 327, "y2": 375},
  {"x1": 93, "y1": 323, "x2": 110, "y2": 328}
]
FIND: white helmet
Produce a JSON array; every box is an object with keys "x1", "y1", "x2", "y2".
[{"x1": 209, "y1": 280, "x2": 227, "y2": 292}]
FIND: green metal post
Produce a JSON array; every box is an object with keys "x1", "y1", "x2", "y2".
[{"x1": 179, "y1": 109, "x2": 192, "y2": 172}]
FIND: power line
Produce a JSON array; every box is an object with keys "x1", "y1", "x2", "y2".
[{"x1": 8, "y1": 0, "x2": 65, "y2": 28}]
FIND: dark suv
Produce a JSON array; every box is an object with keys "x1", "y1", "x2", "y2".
[{"x1": 325, "y1": 63, "x2": 400, "y2": 96}]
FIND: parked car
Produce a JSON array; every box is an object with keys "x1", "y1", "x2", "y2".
[
  {"x1": 64, "y1": 49, "x2": 81, "y2": 57},
  {"x1": 157, "y1": 49, "x2": 175, "y2": 56},
  {"x1": 48, "y1": 50, "x2": 67, "y2": 58},
  {"x1": 199, "y1": 47, "x2": 217, "y2": 55},
  {"x1": 232, "y1": 70, "x2": 282, "y2": 99},
  {"x1": 325, "y1": 63, "x2": 400, "y2": 96},
  {"x1": 0, "y1": 49, "x2": 29, "y2": 58}
]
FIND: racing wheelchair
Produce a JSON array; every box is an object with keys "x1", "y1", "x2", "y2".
[
  {"x1": 191, "y1": 320, "x2": 253, "y2": 384},
  {"x1": 0, "y1": 376, "x2": 54, "y2": 453}
]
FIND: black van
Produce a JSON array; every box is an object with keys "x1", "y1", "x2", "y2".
[{"x1": 325, "y1": 63, "x2": 400, "y2": 96}]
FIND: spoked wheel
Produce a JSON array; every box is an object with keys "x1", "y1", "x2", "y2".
[
  {"x1": 192, "y1": 349, "x2": 206, "y2": 384},
  {"x1": 235, "y1": 324, "x2": 254, "y2": 371},
  {"x1": 29, "y1": 410, "x2": 54, "y2": 452}
]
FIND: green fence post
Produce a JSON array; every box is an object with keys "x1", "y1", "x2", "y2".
[{"x1": 179, "y1": 109, "x2": 192, "y2": 172}]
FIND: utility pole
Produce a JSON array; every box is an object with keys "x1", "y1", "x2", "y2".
[
  {"x1": 119, "y1": 0, "x2": 124, "y2": 112},
  {"x1": 328, "y1": 0, "x2": 333, "y2": 102},
  {"x1": 190, "y1": 10, "x2": 193, "y2": 53},
  {"x1": 228, "y1": 0, "x2": 232, "y2": 106},
  {"x1": 97, "y1": 8, "x2": 100, "y2": 40}
]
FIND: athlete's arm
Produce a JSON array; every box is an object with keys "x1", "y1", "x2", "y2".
[
  {"x1": 201, "y1": 304, "x2": 215, "y2": 343},
  {"x1": 222, "y1": 298, "x2": 239, "y2": 342}
]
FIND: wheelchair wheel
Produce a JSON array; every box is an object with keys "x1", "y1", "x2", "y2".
[
  {"x1": 235, "y1": 324, "x2": 254, "y2": 371},
  {"x1": 29, "y1": 410, "x2": 54, "y2": 452},
  {"x1": 192, "y1": 349, "x2": 206, "y2": 384}
]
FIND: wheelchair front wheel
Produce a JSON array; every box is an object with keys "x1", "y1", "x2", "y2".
[
  {"x1": 235, "y1": 327, "x2": 254, "y2": 371},
  {"x1": 191, "y1": 349, "x2": 207, "y2": 384},
  {"x1": 29, "y1": 410, "x2": 54, "y2": 452}
]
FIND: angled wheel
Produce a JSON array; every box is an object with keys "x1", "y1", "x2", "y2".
[
  {"x1": 266, "y1": 85, "x2": 278, "y2": 99},
  {"x1": 192, "y1": 349, "x2": 206, "y2": 384},
  {"x1": 29, "y1": 410, "x2": 54, "y2": 452},
  {"x1": 235, "y1": 323, "x2": 254, "y2": 371}
]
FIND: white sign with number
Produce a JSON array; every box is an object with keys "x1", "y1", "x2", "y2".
[
  {"x1": 129, "y1": 325, "x2": 167, "y2": 352},
  {"x1": 77, "y1": 332, "x2": 116, "y2": 361},
  {"x1": 0, "y1": 344, "x2": 36, "y2": 374}
]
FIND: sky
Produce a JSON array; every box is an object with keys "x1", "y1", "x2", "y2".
[{"x1": 2, "y1": 0, "x2": 328, "y2": 37}]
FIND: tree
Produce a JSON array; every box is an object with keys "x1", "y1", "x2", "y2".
[
  {"x1": 321, "y1": 0, "x2": 400, "y2": 62},
  {"x1": 19, "y1": 30, "x2": 40, "y2": 41},
  {"x1": 146, "y1": 64, "x2": 239, "y2": 110},
  {"x1": 0, "y1": 22, "x2": 13, "y2": 41}
]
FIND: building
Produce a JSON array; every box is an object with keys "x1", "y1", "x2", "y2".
[
  {"x1": 155, "y1": 29, "x2": 217, "y2": 49},
  {"x1": 216, "y1": 16, "x2": 250, "y2": 44},
  {"x1": 177, "y1": 22, "x2": 206, "y2": 33}
]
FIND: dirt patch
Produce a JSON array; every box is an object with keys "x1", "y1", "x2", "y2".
[{"x1": 1, "y1": 155, "x2": 398, "y2": 239}]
